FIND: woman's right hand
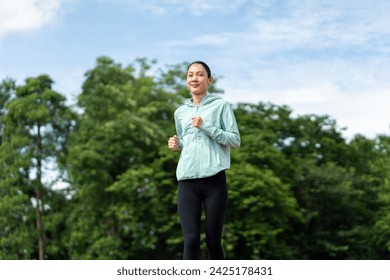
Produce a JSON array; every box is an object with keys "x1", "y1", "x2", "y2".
[{"x1": 168, "y1": 135, "x2": 180, "y2": 151}]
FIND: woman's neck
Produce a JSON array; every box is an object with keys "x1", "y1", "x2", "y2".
[{"x1": 192, "y1": 92, "x2": 207, "y2": 105}]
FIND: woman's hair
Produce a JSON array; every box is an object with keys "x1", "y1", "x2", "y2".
[{"x1": 187, "y1": 61, "x2": 212, "y2": 78}]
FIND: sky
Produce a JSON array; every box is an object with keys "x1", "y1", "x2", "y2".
[{"x1": 1, "y1": 0, "x2": 389, "y2": 140}]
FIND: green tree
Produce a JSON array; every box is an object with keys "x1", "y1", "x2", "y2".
[
  {"x1": 228, "y1": 103, "x2": 303, "y2": 259},
  {"x1": 231, "y1": 102, "x2": 380, "y2": 259},
  {"x1": 348, "y1": 134, "x2": 390, "y2": 259},
  {"x1": 0, "y1": 75, "x2": 75, "y2": 259},
  {"x1": 0, "y1": 78, "x2": 15, "y2": 144},
  {"x1": 66, "y1": 57, "x2": 180, "y2": 259}
]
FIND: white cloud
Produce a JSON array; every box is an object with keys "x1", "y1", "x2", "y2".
[
  {"x1": 0, "y1": 0, "x2": 66, "y2": 40},
  {"x1": 159, "y1": 0, "x2": 390, "y2": 54},
  {"x1": 109, "y1": 0, "x2": 248, "y2": 16},
  {"x1": 248, "y1": 0, "x2": 390, "y2": 51},
  {"x1": 162, "y1": 32, "x2": 235, "y2": 48},
  {"x1": 220, "y1": 56, "x2": 390, "y2": 139}
]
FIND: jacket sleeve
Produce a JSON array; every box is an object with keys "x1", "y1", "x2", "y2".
[
  {"x1": 174, "y1": 109, "x2": 184, "y2": 150},
  {"x1": 199, "y1": 102, "x2": 241, "y2": 148}
]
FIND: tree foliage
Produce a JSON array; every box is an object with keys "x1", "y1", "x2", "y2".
[{"x1": 0, "y1": 76, "x2": 75, "y2": 259}]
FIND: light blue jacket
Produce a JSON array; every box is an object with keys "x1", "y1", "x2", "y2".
[{"x1": 174, "y1": 94, "x2": 240, "y2": 180}]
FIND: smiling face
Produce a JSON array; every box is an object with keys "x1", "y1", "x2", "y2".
[{"x1": 186, "y1": 63, "x2": 213, "y2": 97}]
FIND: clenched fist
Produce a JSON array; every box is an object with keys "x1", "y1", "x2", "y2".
[
  {"x1": 168, "y1": 135, "x2": 180, "y2": 151},
  {"x1": 192, "y1": 116, "x2": 203, "y2": 128}
]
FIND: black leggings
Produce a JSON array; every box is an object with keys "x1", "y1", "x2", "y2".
[{"x1": 178, "y1": 171, "x2": 227, "y2": 260}]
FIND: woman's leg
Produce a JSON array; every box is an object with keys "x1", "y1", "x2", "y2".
[
  {"x1": 203, "y1": 171, "x2": 228, "y2": 260},
  {"x1": 178, "y1": 179, "x2": 202, "y2": 260}
]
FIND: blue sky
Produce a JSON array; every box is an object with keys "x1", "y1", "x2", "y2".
[{"x1": 1, "y1": 0, "x2": 389, "y2": 139}]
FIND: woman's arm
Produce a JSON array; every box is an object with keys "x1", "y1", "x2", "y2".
[{"x1": 199, "y1": 102, "x2": 240, "y2": 148}]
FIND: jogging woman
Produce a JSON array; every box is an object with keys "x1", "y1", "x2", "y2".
[{"x1": 168, "y1": 61, "x2": 240, "y2": 259}]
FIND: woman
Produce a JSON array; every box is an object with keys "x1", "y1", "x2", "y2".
[{"x1": 168, "y1": 61, "x2": 240, "y2": 259}]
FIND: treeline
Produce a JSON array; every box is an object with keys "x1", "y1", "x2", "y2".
[{"x1": 1, "y1": 57, "x2": 390, "y2": 260}]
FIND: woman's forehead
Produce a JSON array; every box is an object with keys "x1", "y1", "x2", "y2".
[{"x1": 188, "y1": 64, "x2": 206, "y2": 72}]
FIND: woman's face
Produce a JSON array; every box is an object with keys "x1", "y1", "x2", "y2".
[{"x1": 186, "y1": 63, "x2": 212, "y2": 96}]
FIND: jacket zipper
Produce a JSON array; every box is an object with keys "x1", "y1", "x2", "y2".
[{"x1": 194, "y1": 105, "x2": 200, "y2": 177}]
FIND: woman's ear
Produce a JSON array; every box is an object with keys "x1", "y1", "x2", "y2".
[{"x1": 208, "y1": 77, "x2": 213, "y2": 85}]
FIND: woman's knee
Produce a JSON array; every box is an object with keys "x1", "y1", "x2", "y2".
[{"x1": 184, "y1": 233, "x2": 200, "y2": 250}]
